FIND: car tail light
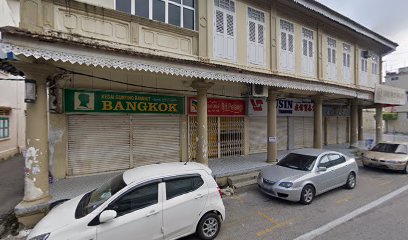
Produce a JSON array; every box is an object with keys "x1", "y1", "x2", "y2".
[{"x1": 217, "y1": 187, "x2": 223, "y2": 198}]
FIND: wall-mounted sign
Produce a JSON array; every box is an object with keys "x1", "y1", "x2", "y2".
[
  {"x1": 247, "y1": 98, "x2": 314, "y2": 117},
  {"x1": 374, "y1": 84, "x2": 406, "y2": 105},
  {"x1": 268, "y1": 136, "x2": 277, "y2": 143},
  {"x1": 323, "y1": 105, "x2": 350, "y2": 116},
  {"x1": 64, "y1": 89, "x2": 184, "y2": 114},
  {"x1": 188, "y1": 97, "x2": 245, "y2": 116}
]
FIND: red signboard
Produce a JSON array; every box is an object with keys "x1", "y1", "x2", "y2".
[{"x1": 188, "y1": 97, "x2": 245, "y2": 116}]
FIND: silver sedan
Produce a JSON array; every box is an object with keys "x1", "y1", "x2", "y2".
[{"x1": 258, "y1": 149, "x2": 359, "y2": 204}]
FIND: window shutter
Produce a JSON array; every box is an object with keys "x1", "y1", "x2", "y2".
[
  {"x1": 257, "y1": 23, "x2": 265, "y2": 65},
  {"x1": 226, "y1": 13, "x2": 235, "y2": 60},
  {"x1": 214, "y1": 10, "x2": 225, "y2": 58},
  {"x1": 248, "y1": 20, "x2": 257, "y2": 64}
]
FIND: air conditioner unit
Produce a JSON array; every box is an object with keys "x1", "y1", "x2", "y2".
[
  {"x1": 362, "y1": 50, "x2": 372, "y2": 59},
  {"x1": 251, "y1": 84, "x2": 267, "y2": 97}
]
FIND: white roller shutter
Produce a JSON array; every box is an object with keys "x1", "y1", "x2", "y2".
[
  {"x1": 337, "y1": 117, "x2": 347, "y2": 144},
  {"x1": 132, "y1": 115, "x2": 181, "y2": 167},
  {"x1": 249, "y1": 117, "x2": 267, "y2": 153},
  {"x1": 326, "y1": 117, "x2": 337, "y2": 144},
  {"x1": 68, "y1": 115, "x2": 131, "y2": 176},
  {"x1": 277, "y1": 117, "x2": 288, "y2": 150},
  {"x1": 294, "y1": 117, "x2": 304, "y2": 149},
  {"x1": 303, "y1": 117, "x2": 314, "y2": 148}
]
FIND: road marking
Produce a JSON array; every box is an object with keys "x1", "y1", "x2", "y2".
[
  {"x1": 293, "y1": 184, "x2": 408, "y2": 240},
  {"x1": 256, "y1": 211, "x2": 295, "y2": 237}
]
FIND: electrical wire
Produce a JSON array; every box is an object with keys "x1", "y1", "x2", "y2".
[{"x1": 56, "y1": 67, "x2": 250, "y2": 99}]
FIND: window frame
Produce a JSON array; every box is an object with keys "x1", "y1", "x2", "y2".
[
  {"x1": 247, "y1": 6, "x2": 266, "y2": 66},
  {"x1": 106, "y1": 179, "x2": 161, "y2": 217},
  {"x1": 114, "y1": 0, "x2": 197, "y2": 30},
  {"x1": 164, "y1": 173, "x2": 204, "y2": 200},
  {"x1": 213, "y1": 0, "x2": 237, "y2": 61},
  {"x1": 0, "y1": 117, "x2": 10, "y2": 140}
]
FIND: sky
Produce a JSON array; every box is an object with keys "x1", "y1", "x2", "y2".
[{"x1": 317, "y1": 0, "x2": 408, "y2": 74}]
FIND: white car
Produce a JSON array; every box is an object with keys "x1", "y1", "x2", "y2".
[{"x1": 28, "y1": 162, "x2": 225, "y2": 240}]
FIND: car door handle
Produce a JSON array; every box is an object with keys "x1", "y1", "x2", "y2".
[
  {"x1": 146, "y1": 210, "x2": 160, "y2": 217},
  {"x1": 195, "y1": 194, "x2": 204, "y2": 199}
]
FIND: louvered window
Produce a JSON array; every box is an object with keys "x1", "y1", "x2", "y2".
[
  {"x1": 371, "y1": 53, "x2": 379, "y2": 87},
  {"x1": 360, "y1": 50, "x2": 369, "y2": 86},
  {"x1": 326, "y1": 37, "x2": 337, "y2": 81},
  {"x1": 247, "y1": 7, "x2": 265, "y2": 66},
  {"x1": 342, "y1": 43, "x2": 352, "y2": 84},
  {"x1": 279, "y1": 19, "x2": 295, "y2": 73},
  {"x1": 301, "y1": 28, "x2": 315, "y2": 77},
  {"x1": 115, "y1": 0, "x2": 196, "y2": 30},
  {"x1": 214, "y1": 0, "x2": 236, "y2": 61}
]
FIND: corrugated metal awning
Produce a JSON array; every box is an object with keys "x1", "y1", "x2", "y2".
[{"x1": 0, "y1": 41, "x2": 373, "y2": 100}]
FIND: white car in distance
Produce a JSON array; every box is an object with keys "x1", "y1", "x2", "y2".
[{"x1": 28, "y1": 162, "x2": 225, "y2": 240}]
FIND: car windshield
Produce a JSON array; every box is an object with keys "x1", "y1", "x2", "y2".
[
  {"x1": 370, "y1": 143, "x2": 404, "y2": 154},
  {"x1": 76, "y1": 173, "x2": 126, "y2": 218},
  {"x1": 277, "y1": 153, "x2": 317, "y2": 171}
]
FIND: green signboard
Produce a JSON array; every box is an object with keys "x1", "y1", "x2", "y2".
[{"x1": 64, "y1": 89, "x2": 184, "y2": 114}]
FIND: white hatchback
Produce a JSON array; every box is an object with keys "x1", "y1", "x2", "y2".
[{"x1": 28, "y1": 162, "x2": 225, "y2": 240}]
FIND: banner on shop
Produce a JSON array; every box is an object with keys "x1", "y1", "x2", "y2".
[
  {"x1": 64, "y1": 89, "x2": 184, "y2": 114},
  {"x1": 323, "y1": 105, "x2": 350, "y2": 116},
  {"x1": 247, "y1": 98, "x2": 314, "y2": 117},
  {"x1": 188, "y1": 97, "x2": 245, "y2": 116}
]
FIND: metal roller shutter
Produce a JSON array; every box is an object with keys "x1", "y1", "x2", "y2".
[
  {"x1": 294, "y1": 117, "x2": 304, "y2": 149},
  {"x1": 277, "y1": 117, "x2": 288, "y2": 150},
  {"x1": 337, "y1": 117, "x2": 347, "y2": 144},
  {"x1": 326, "y1": 117, "x2": 338, "y2": 145},
  {"x1": 249, "y1": 117, "x2": 267, "y2": 154},
  {"x1": 68, "y1": 115, "x2": 131, "y2": 176},
  {"x1": 303, "y1": 117, "x2": 314, "y2": 148},
  {"x1": 132, "y1": 115, "x2": 181, "y2": 167}
]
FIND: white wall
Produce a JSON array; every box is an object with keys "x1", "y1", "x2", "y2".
[
  {"x1": 0, "y1": 0, "x2": 20, "y2": 27},
  {"x1": 0, "y1": 71, "x2": 26, "y2": 160}
]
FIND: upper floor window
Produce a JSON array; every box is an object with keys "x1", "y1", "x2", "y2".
[
  {"x1": 301, "y1": 27, "x2": 315, "y2": 77},
  {"x1": 361, "y1": 51, "x2": 368, "y2": 72},
  {"x1": 0, "y1": 117, "x2": 9, "y2": 139},
  {"x1": 115, "y1": 0, "x2": 196, "y2": 30},
  {"x1": 342, "y1": 43, "x2": 352, "y2": 84},
  {"x1": 214, "y1": 0, "x2": 236, "y2": 61},
  {"x1": 247, "y1": 7, "x2": 265, "y2": 66},
  {"x1": 326, "y1": 37, "x2": 337, "y2": 80},
  {"x1": 372, "y1": 54, "x2": 379, "y2": 75},
  {"x1": 279, "y1": 19, "x2": 295, "y2": 73}
]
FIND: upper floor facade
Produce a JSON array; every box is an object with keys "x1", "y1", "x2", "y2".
[
  {"x1": 385, "y1": 67, "x2": 408, "y2": 112},
  {"x1": 3, "y1": 0, "x2": 398, "y2": 94}
]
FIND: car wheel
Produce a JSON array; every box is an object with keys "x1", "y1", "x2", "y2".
[
  {"x1": 196, "y1": 212, "x2": 221, "y2": 240},
  {"x1": 300, "y1": 185, "x2": 315, "y2": 205},
  {"x1": 345, "y1": 172, "x2": 356, "y2": 189}
]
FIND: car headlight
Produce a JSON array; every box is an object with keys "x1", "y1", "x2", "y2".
[
  {"x1": 29, "y1": 233, "x2": 50, "y2": 240},
  {"x1": 387, "y1": 160, "x2": 402, "y2": 164},
  {"x1": 278, "y1": 182, "x2": 293, "y2": 188}
]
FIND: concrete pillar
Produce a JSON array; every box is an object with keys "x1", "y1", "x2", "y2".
[
  {"x1": 313, "y1": 98, "x2": 323, "y2": 148},
  {"x1": 376, "y1": 105, "x2": 383, "y2": 143},
  {"x1": 267, "y1": 88, "x2": 277, "y2": 163},
  {"x1": 23, "y1": 74, "x2": 50, "y2": 203},
  {"x1": 350, "y1": 100, "x2": 358, "y2": 147},
  {"x1": 191, "y1": 80, "x2": 214, "y2": 165},
  {"x1": 358, "y1": 108, "x2": 364, "y2": 141}
]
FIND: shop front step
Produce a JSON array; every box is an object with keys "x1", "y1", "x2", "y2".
[{"x1": 227, "y1": 171, "x2": 259, "y2": 189}]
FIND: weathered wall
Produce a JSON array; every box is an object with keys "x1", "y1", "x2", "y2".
[{"x1": 49, "y1": 113, "x2": 67, "y2": 180}]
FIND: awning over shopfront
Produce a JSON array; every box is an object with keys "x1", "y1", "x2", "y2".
[
  {"x1": 374, "y1": 84, "x2": 407, "y2": 106},
  {"x1": 0, "y1": 28, "x2": 372, "y2": 100}
]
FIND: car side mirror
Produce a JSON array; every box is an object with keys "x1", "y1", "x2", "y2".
[
  {"x1": 99, "y1": 210, "x2": 117, "y2": 223},
  {"x1": 317, "y1": 167, "x2": 327, "y2": 172}
]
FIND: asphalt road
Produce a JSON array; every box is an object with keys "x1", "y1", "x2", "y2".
[
  {"x1": 185, "y1": 164, "x2": 408, "y2": 240},
  {"x1": 0, "y1": 155, "x2": 24, "y2": 217}
]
